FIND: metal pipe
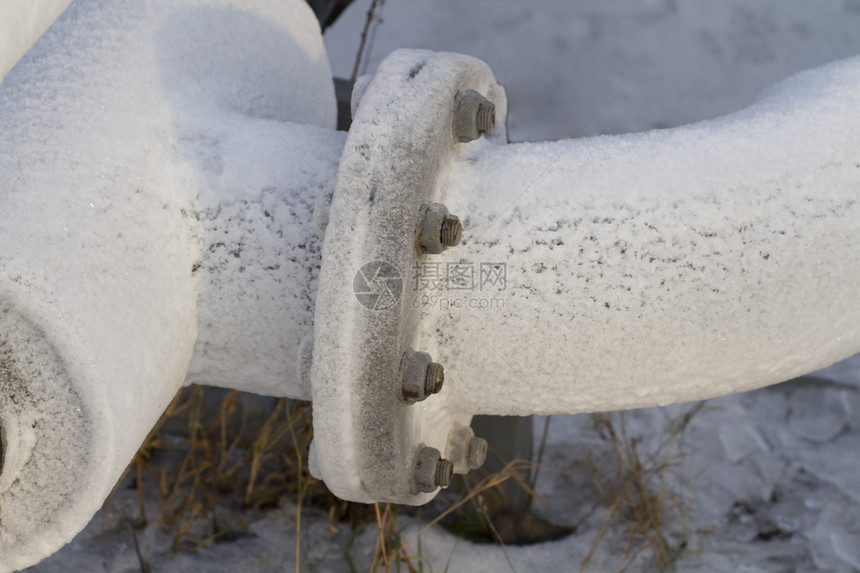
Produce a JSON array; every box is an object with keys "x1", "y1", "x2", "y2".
[
  {"x1": 0, "y1": 0, "x2": 336, "y2": 570},
  {"x1": 306, "y1": 47, "x2": 860, "y2": 506},
  {"x1": 3, "y1": 0, "x2": 859, "y2": 560},
  {"x1": 421, "y1": 56, "x2": 860, "y2": 416}
]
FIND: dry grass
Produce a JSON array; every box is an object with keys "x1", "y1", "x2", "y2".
[
  {"x1": 110, "y1": 386, "x2": 703, "y2": 573},
  {"x1": 363, "y1": 460, "x2": 538, "y2": 573},
  {"x1": 578, "y1": 403, "x2": 704, "y2": 572},
  {"x1": 109, "y1": 385, "x2": 352, "y2": 555},
  {"x1": 364, "y1": 398, "x2": 704, "y2": 573}
]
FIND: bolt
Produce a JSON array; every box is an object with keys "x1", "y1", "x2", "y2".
[
  {"x1": 467, "y1": 437, "x2": 488, "y2": 470},
  {"x1": 454, "y1": 89, "x2": 496, "y2": 143},
  {"x1": 476, "y1": 99, "x2": 495, "y2": 134},
  {"x1": 400, "y1": 350, "x2": 444, "y2": 404},
  {"x1": 414, "y1": 446, "x2": 454, "y2": 492},
  {"x1": 419, "y1": 203, "x2": 462, "y2": 254},
  {"x1": 435, "y1": 458, "x2": 454, "y2": 488},
  {"x1": 424, "y1": 362, "x2": 445, "y2": 395},
  {"x1": 439, "y1": 215, "x2": 462, "y2": 248}
]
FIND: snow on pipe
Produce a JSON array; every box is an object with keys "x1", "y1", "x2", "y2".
[
  {"x1": 423, "y1": 56, "x2": 860, "y2": 416},
  {"x1": 308, "y1": 49, "x2": 860, "y2": 506},
  {"x1": 0, "y1": 0, "x2": 336, "y2": 570},
  {"x1": 0, "y1": 0, "x2": 74, "y2": 85}
]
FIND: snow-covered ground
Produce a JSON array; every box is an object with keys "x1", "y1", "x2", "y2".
[
  {"x1": 25, "y1": 360, "x2": 860, "y2": 572},
  {"x1": 18, "y1": 0, "x2": 860, "y2": 571}
]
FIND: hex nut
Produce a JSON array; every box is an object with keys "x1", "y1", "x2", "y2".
[
  {"x1": 400, "y1": 350, "x2": 443, "y2": 404},
  {"x1": 418, "y1": 202, "x2": 461, "y2": 254},
  {"x1": 414, "y1": 446, "x2": 454, "y2": 493},
  {"x1": 454, "y1": 88, "x2": 496, "y2": 143}
]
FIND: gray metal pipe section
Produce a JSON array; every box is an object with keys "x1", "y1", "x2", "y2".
[{"x1": 422, "y1": 56, "x2": 860, "y2": 416}]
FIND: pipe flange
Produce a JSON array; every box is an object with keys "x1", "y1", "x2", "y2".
[{"x1": 309, "y1": 49, "x2": 507, "y2": 504}]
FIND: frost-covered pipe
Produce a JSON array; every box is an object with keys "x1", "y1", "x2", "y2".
[
  {"x1": 306, "y1": 48, "x2": 860, "y2": 507},
  {"x1": 420, "y1": 56, "x2": 860, "y2": 416},
  {"x1": 0, "y1": 0, "x2": 336, "y2": 570},
  {"x1": 0, "y1": 0, "x2": 74, "y2": 84}
]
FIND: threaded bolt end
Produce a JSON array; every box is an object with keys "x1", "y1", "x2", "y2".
[
  {"x1": 476, "y1": 101, "x2": 496, "y2": 134},
  {"x1": 435, "y1": 458, "x2": 454, "y2": 488},
  {"x1": 467, "y1": 437, "x2": 488, "y2": 470},
  {"x1": 440, "y1": 216, "x2": 462, "y2": 247},
  {"x1": 424, "y1": 362, "x2": 445, "y2": 395},
  {"x1": 455, "y1": 89, "x2": 496, "y2": 142}
]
